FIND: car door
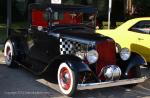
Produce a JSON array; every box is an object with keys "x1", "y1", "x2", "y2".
[
  {"x1": 129, "y1": 20, "x2": 150, "y2": 62},
  {"x1": 25, "y1": 6, "x2": 58, "y2": 72},
  {"x1": 26, "y1": 27, "x2": 60, "y2": 72},
  {"x1": 25, "y1": 28, "x2": 47, "y2": 72}
]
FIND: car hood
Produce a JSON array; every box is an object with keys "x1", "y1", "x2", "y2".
[{"x1": 54, "y1": 28, "x2": 113, "y2": 43}]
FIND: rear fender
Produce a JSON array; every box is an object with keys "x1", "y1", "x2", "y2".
[{"x1": 5, "y1": 34, "x2": 26, "y2": 61}]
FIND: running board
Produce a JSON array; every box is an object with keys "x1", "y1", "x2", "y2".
[{"x1": 78, "y1": 77, "x2": 147, "y2": 90}]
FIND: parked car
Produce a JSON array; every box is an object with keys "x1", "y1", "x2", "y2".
[
  {"x1": 97, "y1": 17, "x2": 150, "y2": 64},
  {"x1": 4, "y1": 4, "x2": 146, "y2": 96}
]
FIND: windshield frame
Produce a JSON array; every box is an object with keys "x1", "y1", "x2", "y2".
[{"x1": 47, "y1": 5, "x2": 97, "y2": 29}]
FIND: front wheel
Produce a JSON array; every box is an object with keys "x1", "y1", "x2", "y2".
[
  {"x1": 57, "y1": 63, "x2": 77, "y2": 96},
  {"x1": 125, "y1": 66, "x2": 141, "y2": 88},
  {"x1": 128, "y1": 66, "x2": 141, "y2": 79}
]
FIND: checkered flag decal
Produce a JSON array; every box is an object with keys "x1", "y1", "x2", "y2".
[{"x1": 59, "y1": 38, "x2": 81, "y2": 55}]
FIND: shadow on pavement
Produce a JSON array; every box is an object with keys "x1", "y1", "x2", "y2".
[{"x1": 0, "y1": 52, "x2": 150, "y2": 98}]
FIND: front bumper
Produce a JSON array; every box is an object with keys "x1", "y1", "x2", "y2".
[{"x1": 78, "y1": 77, "x2": 147, "y2": 90}]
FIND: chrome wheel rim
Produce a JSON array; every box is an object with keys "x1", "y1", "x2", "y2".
[{"x1": 59, "y1": 67, "x2": 71, "y2": 90}]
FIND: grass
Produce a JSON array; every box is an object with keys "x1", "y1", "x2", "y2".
[
  {"x1": 0, "y1": 24, "x2": 6, "y2": 51},
  {"x1": 11, "y1": 22, "x2": 28, "y2": 29},
  {"x1": 0, "y1": 25, "x2": 6, "y2": 28},
  {"x1": 0, "y1": 24, "x2": 7, "y2": 44},
  {"x1": 0, "y1": 47, "x2": 3, "y2": 52},
  {"x1": 0, "y1": 22, "x2": 27, "y2": 44},
  {"x1": 101, "y1": 21, "x2": 124, "y2": 29}
]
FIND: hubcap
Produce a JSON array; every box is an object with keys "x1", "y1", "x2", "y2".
[{"x1": 59, "y1": 67, "x2": 71, "y2": 90}]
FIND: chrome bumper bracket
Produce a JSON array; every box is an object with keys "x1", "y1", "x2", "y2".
[{"x1": 78, "y1": 77, "x2": 147, "y2": 90}]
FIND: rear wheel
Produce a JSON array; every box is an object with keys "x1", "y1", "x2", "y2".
[
  {"x1": 57, "y1": 63, "x2": 77, "y2": 96},
  {"x1": 4, "y1": 40, "x2": 17, "y2": 67}
]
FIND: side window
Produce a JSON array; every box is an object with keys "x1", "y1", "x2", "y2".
[
  {"x1": 31, "y1": 9, "x2": 48, "y2": 27},
  {"x1": 52, "y1": 11, "x2": 82, "y2": 25},
  {"x1": 53, "y1": 12, "x2": 64, "y2": 20},
  {"x1": 129, "y1": 20, "x2": 150, "y2": 34}
]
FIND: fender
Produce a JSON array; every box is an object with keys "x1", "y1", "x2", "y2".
[
  {"x1": 66, "y1": 60, "x2": 91, "y2": 72},
  {"x1": 5, "y1": 29, "x2": 20, "y2": 55},
  {"x1": 125, "y1": 52, "x2": 147, "y2": 75},
  {"x1": 47, "y1": 55, "x2": 91, "y2": 75},
  {"x1": 6, "y1": 33, "x2": 27, "y2": 60}
]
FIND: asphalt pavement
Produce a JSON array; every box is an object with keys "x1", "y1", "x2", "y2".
[{"x1": 0, "y1": 52, "x2": 150, "y2": 98}]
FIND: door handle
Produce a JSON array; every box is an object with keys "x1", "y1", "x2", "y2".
[{"x1": 138, "y1": 38, "x2": 144, "y2": 40}]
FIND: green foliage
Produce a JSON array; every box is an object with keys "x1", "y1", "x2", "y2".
[
  {"x1": 0, "y1": 0, "x2": 7, "y2": 23},
  {"x1": 98, "y1": 21, "x2": 123, "y2": 29},
  {"x1": 0, "y1": 24, "x2": 7, "y2": 44},
  {"x1": 11, "y1": 22, "x2": 28, "y2": 29}
]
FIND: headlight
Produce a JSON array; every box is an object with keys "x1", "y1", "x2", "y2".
[
  {"x1": 119, "y1": 48, "x2": 131, "y2": 61},
  {"x1": 87, "y1": 50, "x2": 99, "y2": 64}
]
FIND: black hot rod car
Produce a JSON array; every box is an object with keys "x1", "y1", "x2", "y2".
[{"x1": 4, "y1": 4, "x2": 146, "y2": 96}]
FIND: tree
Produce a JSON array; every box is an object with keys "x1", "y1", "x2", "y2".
[
  {"x1": 0, "y1": 0, "x2": 7, "y2": 23},
  {"x1": 133, "y1": 0, "x2": 150, "y2": 17}
]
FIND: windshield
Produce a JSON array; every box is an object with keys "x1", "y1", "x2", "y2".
[{"x1": 51, "y1": 11, "x2": 96, "y2": 28}]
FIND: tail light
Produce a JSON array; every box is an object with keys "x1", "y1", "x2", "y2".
[{"x1": 96, "y1": 39, "x2": 116, "y2": 78}]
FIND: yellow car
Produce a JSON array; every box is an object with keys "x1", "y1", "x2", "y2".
[{"x1": 97, "y1": 17, "x2": 150, "y2": 63}]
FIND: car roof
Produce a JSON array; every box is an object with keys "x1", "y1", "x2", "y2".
[
  {"x1": 129, "y1": 17, "x2": 150, "y2": 22},
  {"x1": 116, "y1": 17, "x2": 150, "y2": 30},
  {"x1": 29, "y1": 3, "x2": 97, "y2": 13}
]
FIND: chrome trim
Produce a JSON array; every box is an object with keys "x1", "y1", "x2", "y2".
[{"x1": 77, "y1": 77, "x2": 147, "y2": 90}]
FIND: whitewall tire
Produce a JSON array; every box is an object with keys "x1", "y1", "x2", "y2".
[
  {"x1": 4, "y1": 40, "x2": 16, "y2": 67},
  {"x1": 57, "y1": 63, "x2": 77, "y2": 96}
]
